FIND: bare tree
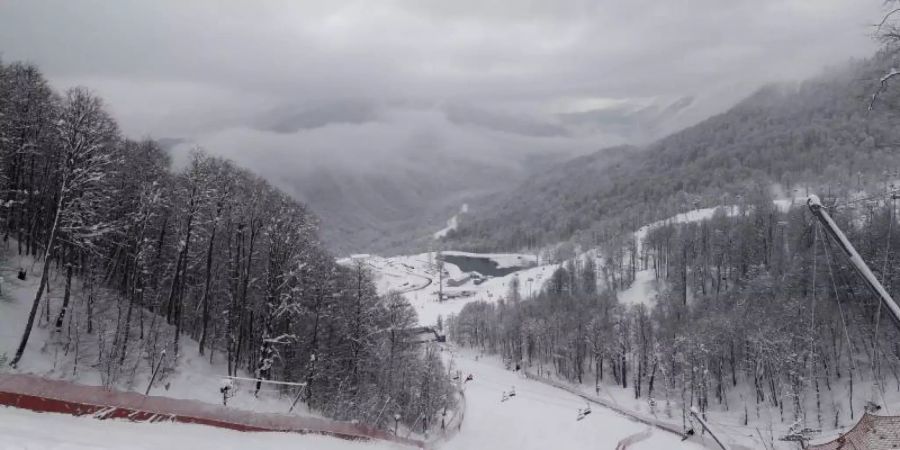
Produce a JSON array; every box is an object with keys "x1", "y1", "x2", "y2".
[{"x1": 11, "y1": 87, "x2": 118, "y2": 367}]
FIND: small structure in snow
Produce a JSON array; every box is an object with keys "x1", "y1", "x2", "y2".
[
  {"x1": 576, "y1": 404, "x2": 591, "y2": 421},
  {"x1": 219, "y1": 378, "x2": 235, "y2": 406},
  {"x1": 501, "y1": 387, "x2": 515, "y2": 402}
]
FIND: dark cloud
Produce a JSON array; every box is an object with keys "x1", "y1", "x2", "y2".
[
  {"x1": 0, "y1": 0, "x2": 884, "y2": 251},
  {"x1": 255, "y1": 100, "x2": 381, "y2": 134},
  {"x1": 0, "y1": 1, "x2": 881, "y2": 142},
  {"x1": 443, "y1": 104, "x2": 569, "y2": 138}
]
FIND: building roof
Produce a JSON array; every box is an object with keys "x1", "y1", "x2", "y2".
[{"x1": 808, "y1": 413, "x2": 900, "y2": 450}]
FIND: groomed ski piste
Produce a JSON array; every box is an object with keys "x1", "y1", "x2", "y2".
[{"x1": 440, "y1": 346, "x2": 706, "y2": 450}]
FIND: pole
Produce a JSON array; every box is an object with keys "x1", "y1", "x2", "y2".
[
  {"x1": 807, "y1": 195, "x2": 900, "y2": 327},
  {"x1": 145, "y1": 349, "x2": 166, "y2": 395},
  {"x1": 288, "y1": 384, "x2": 306, "y2": 413},
  {"x1": 690, "y1": 407, "x2": 731, "y2": 450}
]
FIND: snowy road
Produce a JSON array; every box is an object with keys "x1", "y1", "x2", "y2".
[{"x1": 441, "y1": 349, "x2": 703, "y2": 450}]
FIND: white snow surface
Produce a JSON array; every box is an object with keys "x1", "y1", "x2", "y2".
[
  {"x1": 617, "y1": 269, "x2": 657, "y2": 307},
  {"x1": 0, "y1": 199, "x2": 810, "y2": 449},
  {"x1": 434, "y1": 215, "x2": 458, "y2": 240},
  {"x1": 0, "y1": 245, "x2": 413, "y2": 449},
  {"x1": 441, "y1": 347, "x2": 704, "y2": 450},
  {"x1": 350, "y1": 251, "x2": 549, "y2": 326},
  {"x1": 0, "y1": 247, "x2": 318, "y2": 416},
  {"x1": 353, "y1": 246, "x2": 705, "y2": 449},
  {"x1": 433, "y1": 204, "x2": 469, "y2": 239},
  {"x1": 0, "y1": 406, "x2": 407, "y2": 450}
]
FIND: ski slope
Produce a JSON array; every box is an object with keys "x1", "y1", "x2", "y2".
[{"x1": 442, "y1": 348, "x2": 704, "y2": 450}]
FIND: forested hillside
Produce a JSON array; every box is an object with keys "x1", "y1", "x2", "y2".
[
  {"x1": 0, "y1": 59, "x2": 453, "y2": 429},
  {"x1": 447, "y1": 50, "x2": 900, "y2": 253},
  {"x1": 451, "y1": 195, "x2": 900, "y2": 434}
]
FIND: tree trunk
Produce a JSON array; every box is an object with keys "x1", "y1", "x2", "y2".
[
  {"x1": 199, "y1": 220, "x2": 217, "y2": 355},
  {"x1": 11, "y1": 196, "x2": 62, "y2": 367},
  {"x1": 54, "y1": 261, "x2": 73, "y2": 330}
]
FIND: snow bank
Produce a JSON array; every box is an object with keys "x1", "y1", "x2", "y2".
[
  {"x1": 0, "y1": 404, "x2": 409, "y2": 450},
  {"x1": 0, "y1": 372, "x2": 424, "y2": 448}
]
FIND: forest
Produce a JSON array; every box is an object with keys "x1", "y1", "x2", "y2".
[
  {"x1": 0, "y1": 59, "x2": 454, "y2": 430},
  {"x1": 450, "y1": 191, "x2": 900, "y2": 433}
]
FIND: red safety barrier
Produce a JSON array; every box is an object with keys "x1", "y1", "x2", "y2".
[{"x1": 0, "y1": 373, "x2": 424, "y2": 448}]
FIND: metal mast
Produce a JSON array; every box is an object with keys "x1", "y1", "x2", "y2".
[{"x1": 807, "y1": 195, "x2": 900, "y2": 327}]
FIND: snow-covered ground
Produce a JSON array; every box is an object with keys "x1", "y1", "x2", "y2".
[
  {"x1": 344, "y1": 251, "x2": 546, "y2": 326},
  {"x1": 441, "y1": 347, "x2": 705, "y2": 450},
  {"x1": 433, "y1": 204, "x2": 469, "y2": 240},
  {"x1": 0, "y1": 199, "x2": 815, "y2": 449},
  {"x1": 617, "y1": 269, "x2": 657, "y2": 307},
  {"x1": 355, "y1": 248, "x2": 704, "y2": 449},
  {"x1": 0, "y1": 244, "x2": 417, "y2": 449},
  {"x1": 0, "y1": 406, "x2": 408, "y2": 450},
  {"x1": 0, "y1": 246, "x2": 317, "y2": 416}
]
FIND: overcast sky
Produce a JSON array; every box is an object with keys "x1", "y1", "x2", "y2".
[{"x1": 0, "y1": 0, "x2": 885, "y2": 182}]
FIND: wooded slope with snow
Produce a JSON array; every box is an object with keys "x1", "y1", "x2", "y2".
[
  {"x1": 451, "y1": 197, "x2": 900, "y2": 448},
  {"x1": 0, "y1": 58, "x2": 453, "y2": 432}
]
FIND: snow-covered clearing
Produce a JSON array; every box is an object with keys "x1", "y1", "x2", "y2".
[
  {"x1": 0, "y1": 406, "x2": 408, "y2": 450},
  {"x1": 345, "y1": 251, "x2": 546, "y2": 326},
  {"x1": 617, "y1": 269, "x2": 657, "y2": 307}
]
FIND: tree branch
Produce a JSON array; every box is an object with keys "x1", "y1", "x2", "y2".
[{"x1": 869, "y1": 68, "x2": 900, "y2": 111}]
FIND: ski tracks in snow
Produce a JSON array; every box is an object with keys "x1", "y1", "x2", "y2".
[{"x1": 615, "y1": 428, "x2": 652, "y2": 450}]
